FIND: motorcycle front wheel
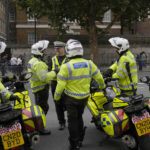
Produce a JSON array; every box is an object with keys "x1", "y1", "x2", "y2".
[{"x1": 138, "y1": 134, "x2": 150, "y2": 150}]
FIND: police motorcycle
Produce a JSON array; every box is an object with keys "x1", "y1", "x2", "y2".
[
  {"x1": 87, "y1": 67, "x2": 150, "y2": 149},
  {"x1": 0, "y1": 72, "x2": 46, "y2": 150}
]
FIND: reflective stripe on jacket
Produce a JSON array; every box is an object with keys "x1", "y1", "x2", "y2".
[
  {"x1": 54, "y1": 58, "x2": 105, "y2": 100},
  {"x1": 110, "y1": 50, "x2": 138, "y2": 91},
  {"x1": 28, "y1": 57, "x2": 56, "y2": 93},
  {"x1": 52, "y1": 56, "x2": 67, "y2": 70}
]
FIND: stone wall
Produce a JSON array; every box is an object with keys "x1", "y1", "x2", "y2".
[{"x1": 10, "y1": 44, "x2": 150, "y2": 67}]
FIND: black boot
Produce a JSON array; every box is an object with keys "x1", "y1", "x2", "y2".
[
  {"x1": 69, "y1": 145, "x2": 80, "y2": 150},
  {"x1": 58, "y1": 123, "x2": 66, "y2": 130},
  {"x1": 69, "y1": 138, "x2": 80, "y2": 150},
  {"x1": 79, "y1": 126, "x2": 87, "y2": 147}
]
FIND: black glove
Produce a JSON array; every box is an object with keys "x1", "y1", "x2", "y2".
[
  {"x1": 104, "y1": 77, "x2": 112, "y2": 84},
  {"x1": 9, "y1": 95, "x2": 20, "y2": 103},
  {"x1": 103, "y1": 69, "x2": 113, "y2": 78}
]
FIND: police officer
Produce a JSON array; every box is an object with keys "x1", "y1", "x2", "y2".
[
  {"x1": 104, "y1": 37, "x2": 138, "y2": 96},
  {"x1": 28, "y1": 40, "x2": 57, "y2": 135},
  {"x1": 0, "y1": 42, "x2": 20, "y2": 103},
  {"x1": 54, "y1": 39, "x2": 106, "y2": 150},
  {"x1": 50, "y1": 41, "x2": 67, "y2": 130}
]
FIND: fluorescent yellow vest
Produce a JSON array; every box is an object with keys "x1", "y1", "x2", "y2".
[
  {"x1": 110, "y1": 50, "x2": 138, "y2": 92},
  {"x1": 52, "y1": 56, "x2": 67, "y2": 70},
  {"x1": 28, "y1": 57, "x2": 56, "y2": 93},
  {"x1": 54, "y1": 58, "x2": 105, "y2": 100}
]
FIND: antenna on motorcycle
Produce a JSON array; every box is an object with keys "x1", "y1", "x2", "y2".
[{"x1": 125, "y1": 62, "x2": 136, "y2": 96}]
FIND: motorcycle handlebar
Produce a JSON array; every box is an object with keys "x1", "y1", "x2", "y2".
[
  {"x1": 140, "y1": 76, "x2": 150, "y2": 84},
  {"x1": 104, "y1": 77, "x2": 119, "y2": 84}
]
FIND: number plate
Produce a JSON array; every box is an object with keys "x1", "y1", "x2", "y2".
[
  {"x1": 1, "y1": 130, "x2": 24, "y2": 149},
  {"x1": 134, "y1": 118, "x2": 150, "y2": 136}
]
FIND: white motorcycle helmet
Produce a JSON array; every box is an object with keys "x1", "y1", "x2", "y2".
[
  {"x1": 65, "y1": 39, "x2": 83, "y2": 58},
  {"x1": 108, "y1": 37, "x2": 130, "y2": 54},
  {"x1": 31, "y1": 40, "x2": 49, "y2": 56},
  {"x1": 0, "y1": 42, "x2": 6, "y2": 54}
]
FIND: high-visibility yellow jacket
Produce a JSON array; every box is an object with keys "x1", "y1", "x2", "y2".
[
  {"x1": 110, "y1": 50, "x2": 138, "y2": 91},
  {"x1": 28, "y1": 57, "x2": 56, "y2": 93},
  {"x1": 52, "y1": 55, "x2": 67, "y2": 70},
  {"x1": 51, "y1": 55, "x2": 67, "y2": 81},
  {"x1": 54, "y1": 58, "x2": 106, "y2": 101},
  {"x1": 0, "y1": 81, "x2": 11, "y2": 102}
]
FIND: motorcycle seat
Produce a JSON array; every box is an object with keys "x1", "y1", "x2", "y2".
[
  {"x1": 130, "y1": 94, "x2": 144, "y2": 105},
  {"x1": 132, "y1": 94, "x2": 143, "y2": 101},
  {"x1": 0, "y1": 103, "x2": 12, "y2": 112},
  {"x1": 0, "y1": 108, "x2": 21, "y2": 123}
]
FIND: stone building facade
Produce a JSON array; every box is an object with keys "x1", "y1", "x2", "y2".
[{"x1": 0, "y1": 0, "x2": 7, "y2": 41}]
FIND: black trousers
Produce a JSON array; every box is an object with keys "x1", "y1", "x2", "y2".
[
  {"x1": 64, "y1": 94, "x2": 87, "y2": 147},
  {"x1": 34, "y1": 84, "x2": 49, "y2": 115},
  {"x1": 51, "y1": 81, "x2": 66, "y2": 124}
]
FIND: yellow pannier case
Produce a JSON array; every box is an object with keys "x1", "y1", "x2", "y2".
[
  {"x1": 101, "y1": 109, "x2": 129, "y2": 137},
  {"x1": 113, "y1": 96, "x2": 130, "y2": 108},
  {"x1": 14, "y1": 91, "x2": 32, "y2": 109},
  {"x1": 87, "y1": 92, "x2": 108, "y2": 117},
  {"x1": 22, "y1": 105, "x2": 46, "y2": 132}
]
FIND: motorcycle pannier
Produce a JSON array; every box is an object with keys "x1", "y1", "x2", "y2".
[
  {"x1": 101, "y1": 109, "x2": 129, "y2": 137},
  {"x1": 14, "y1": 91, "x2": 32, "y2": 109},
  {"x1": 22, "y1": 105, "x2": 46, "y2": 132},
  {"x1": 87, "y1": 92, "x2": 108, "y2": 117}
]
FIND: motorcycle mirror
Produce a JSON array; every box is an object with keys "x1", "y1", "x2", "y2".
[
  {"x1": 140, "y1": 76, "x2": 150, "y2": 83},
  {"x1": 19, "y1": 72, "x2": 32, "y2": 81},
  {"x1": 24, "y1": 72, "x2": 32, "y2": 80}
]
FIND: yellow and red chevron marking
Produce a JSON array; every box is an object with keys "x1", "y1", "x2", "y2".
[
  {"x1": 123, "y1": 120, "x2": 129, "y2": 132},
  {"x1": 116, "y1": 109, "x2": 129, "y2": 132},
  {"x1": 22, "y1": 109, "x2": 32, "y2": 118},
  {"x1": 22, "y1": 109, "x2": 35, "y2": 132},
  {"x1": 24, "y1": 122, "x2": 35, "y2": 132},
  {"x1": 117, "y1": 109, "x2": 124, "y2": 120}
]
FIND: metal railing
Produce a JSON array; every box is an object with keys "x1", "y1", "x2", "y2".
[{"x1": 0, "y1": 64, "x2": 27, "y2": 76}]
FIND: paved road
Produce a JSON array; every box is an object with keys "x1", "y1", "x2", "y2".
[{"x1": 27, "y1": 71, "x2": 150, "y2": 150}]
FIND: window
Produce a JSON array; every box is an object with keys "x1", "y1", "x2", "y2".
[
  {"x1": 27, "y1": 7, "x2": 36, "y2": 22},
  {"x1": 64, "y1": 18, "x2": 77, "y2": 23},
  {"x1": 28, "y1": 33, "x2": 36, "y2": 44},
  {"x1": 28, "y1": 15, "x2": 36, "y2": 22},
  {"x1": 102, "y1": 10, "x2": 111, "y2": 22},
  {"x1": 9, "y1": 12, "x2": 15, "y2": 22}
]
